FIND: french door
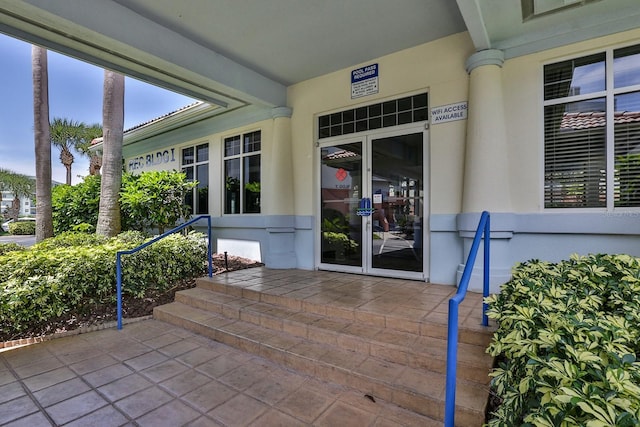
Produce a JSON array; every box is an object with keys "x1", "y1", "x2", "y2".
[{"x1": 318, "y1": 127, "x2": 428, "y2": 280}]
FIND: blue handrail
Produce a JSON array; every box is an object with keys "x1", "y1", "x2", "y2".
[
  {"x1": 444, "y1": 211, "x2": 490, "y2": 427},
  {"x1": 115, "y1": 215, "x2": 213, "y2": 330}
]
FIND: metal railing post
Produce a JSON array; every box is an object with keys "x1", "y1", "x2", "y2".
[
  {"x1": 116, "y1": 252, "x2": 123, "y2": 330},
  {"x1": 483, "y1": 214, "x2": 490, "y2": 327},
  {"x1": 116, "y1": 215, "x2": 213, "y2": 330},
  {"x1": 444, "y1": 211, "x2": 490, "y2": 427}
]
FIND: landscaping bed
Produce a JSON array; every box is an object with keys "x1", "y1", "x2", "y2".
[
  {"x1": 485, "y1": 254, "x2": 640, "y2": 426},
  {"x1": 0, "y1": 232, "x2": 263, "y2": 343}
]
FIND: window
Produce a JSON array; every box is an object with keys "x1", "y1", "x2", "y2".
[
  {"x1": 522, "y1": 0, "x2": 600, "y2": 21},
  {"x1": 182, "y1": 143, "x2": 209, "y2": 214},
  {"x1": 544, "y1": 44, "x2": 640, "y2": 209},
  {"x1": 224, "y1": 131, "x2": 261, "y2": 214},
  {"x1": 318, "y1": 93, "x2": 428, "y2": 139}
]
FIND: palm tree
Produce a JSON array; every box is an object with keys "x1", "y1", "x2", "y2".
[
  {"x1": 32, "y1": 45, "x2": 54, "y2": 241},
  {"x1": 0, "y1": 169, "x2": 34, "y2": 220},
  {"x1": 77, "y1": 123, "x2": 104, "y2": 176},
  {"x1": 96, "y1": 70, "x2": 125, "y2": 237},
  {"x1": 50, "y1": 118, "x2": 102, "y2": 185}
]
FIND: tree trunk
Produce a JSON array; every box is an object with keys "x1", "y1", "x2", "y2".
[
  {"x1": 96, "y1": 70, "x2": 124, "y2": 237},
  {"x1": 60, "y1": 147, "x2": 74, "y2": 185},
  {"x1": 89, "y1": 154, "x2": 102, "y2": 175},
  {"x1": 32, "y1": 45, "x2": 53, "y2": 242}
]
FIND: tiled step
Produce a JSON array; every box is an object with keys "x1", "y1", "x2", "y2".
[
  {"x1": 154, "y1": 301, "x2": 489, "y2": 426},
  {"x1": 195, "y1": 276, "x2": 493, "y2": 348},
  {"x1": 174, "y1": 286, "x2": 493, "y2": 385}
]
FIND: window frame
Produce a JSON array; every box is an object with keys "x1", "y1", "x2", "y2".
[
  {"x1": 542, "y1": 43, "x2": 640, "y2": 211},
  {"x1": 223, "y1": 130, "x2": 262, "y2": 215},
  {"x1": 181, "y1": 142, "x2": 209, "y2": 215}
]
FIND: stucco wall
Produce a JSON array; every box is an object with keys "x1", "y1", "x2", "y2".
[
  {"x1": 287, "y1": 32, "x2": 475, "y2": 217},
  {"x1": 502, "y1": 27, "x2": 640, "y2": 212}
]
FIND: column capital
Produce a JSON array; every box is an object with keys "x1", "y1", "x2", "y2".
[
  {"x1": 271, "y1": 106, "x2": 293, "y2": 119},
  {"x1": 465, "y1": 49, "x2": 504, "y2": 74}
]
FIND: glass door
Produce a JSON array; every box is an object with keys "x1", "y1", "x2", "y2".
[
  {"x1": 369, "y1": 132, "x2": 424, "y2": 277},
  {"x1": 319, "y1": 141, "x2": 363, "y2": 271},
  {"x1": 318, "y1": 128, "x2": 427, "y2": 279}
]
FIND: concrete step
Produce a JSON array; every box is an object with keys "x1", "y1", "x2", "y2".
[
  {"x1": 155, "y1": 300, "x2": 490, "y2": 426},
  {"x1": 194, "y1": 276, "x2": 493, "y2": 348},
  {"x1": 174, "y1": 286, "x2": 493, "y2": 385}
]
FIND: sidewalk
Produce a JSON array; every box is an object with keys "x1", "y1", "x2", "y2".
[
  {"x1": 0, "y1": 234, "x2": 35, "y2": 247},
  {"x1": 0, "y1": 319, "x2": 435, "y2": 426}
]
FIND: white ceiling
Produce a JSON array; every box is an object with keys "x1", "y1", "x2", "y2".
[
  {"x1": 112, "y1": 0, "x2": 467, "y2": 86},
  {"x1": 0, "y1": 0, "x2": 639, "y2": 108}
]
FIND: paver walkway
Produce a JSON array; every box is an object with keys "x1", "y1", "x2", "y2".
[{"x1": 0, "y1": 319, "x2": 436, "y2": 426}]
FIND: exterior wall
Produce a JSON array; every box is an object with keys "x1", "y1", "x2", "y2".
[
  {"x1": 1, "y1": 192, "x2": 34, "y2": 216},
  {"x1": 287, "y1": 32, "x2": 474, "y2": 279},
  {"x1": 458, "y1": 28, "x2": 640, "y2": 293},
  {"x1": 503, "y1": 27, "x2": 640, "y2": 213},
  {"x1": 117, "y1": 29, "x2": 640, "y2": 290},
  {"x1": 121, "y1": 111, "x2": 311, "y2": 268},
  {"x1": 287, "y1": 32, "x2": 474, "y2": 216}
]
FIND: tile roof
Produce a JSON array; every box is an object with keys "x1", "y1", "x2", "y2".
[
  {"x1": 90, "y1": 101, "x2": 204, "y2": 145},
  {"x1": 323, "y1": 149, "x2": 360, "y2": 161},
  {"x1": 561, "y1": 111, "x2": 640, "y2": 130}
]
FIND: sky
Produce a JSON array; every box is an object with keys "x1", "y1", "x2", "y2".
[{"x1": 0, "y1": 33, "x2": 196, "y2": 185}]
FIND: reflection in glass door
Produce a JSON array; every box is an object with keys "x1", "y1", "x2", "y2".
[
  {"x1": 320, "y1": 142, "x2": 363, "y2": 267},
  {"x1": 319, "y1": 130, "x2": 426, "y2": 279},
  {"x1": 370, "y1": 133, "x2": 423, "y2": 273}
]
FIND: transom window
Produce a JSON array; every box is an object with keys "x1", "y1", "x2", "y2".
[
  {"x1": 318, "y1": 93, "x2": 428, "y2": 139},
  {"x1": 182, "y1": 143, "x2": 209, "y2": 214},
  {"x1": 543, "y1": 44, "x2": 640, "y2": 209},
  {"x1": 224, "y1": 131, "x2": 261, "y2": 214}
]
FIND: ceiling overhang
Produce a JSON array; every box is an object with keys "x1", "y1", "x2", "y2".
[
  {"x1": 1, "y1": 0, "x2": 640, "y2": 113},
  {"x1": 457, "y1": 0, "x2": 640, "y2": 59},
  {"x1": 0, "y1": 0, "x2": 286, "y2": 108}
]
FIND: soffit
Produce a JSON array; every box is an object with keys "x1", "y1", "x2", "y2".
[
  {"x1": 111, "y1": 0, "x2": 467, "y2": 86},
  {"x1": 459, "y1": 0, "x2": 640, "y2": 58},
  {"x1": 2, "y1": 0, "x2": 640, "y2": 108}
]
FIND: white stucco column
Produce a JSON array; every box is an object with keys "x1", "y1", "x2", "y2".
[
  {"x1": 266, "y1": 106, "x2": 294, "y2": 215},
  {"x1": 458, "y1": 50, "x2": 513, "y2": 293},
  {"x1": 264, "y1": 106, "x2": 297, "y2": 269},
  {"x1": 462, "y1": 49, "x2": 511, "y2": 213}
]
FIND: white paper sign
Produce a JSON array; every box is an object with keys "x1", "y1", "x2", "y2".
[{"x1": 430, "y1": 101, "x2": 468, "y2": 124}]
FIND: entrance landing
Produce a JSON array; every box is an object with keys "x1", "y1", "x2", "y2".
[{"x1": 155, "y1": 268, "x2": 495, "y2": 426}]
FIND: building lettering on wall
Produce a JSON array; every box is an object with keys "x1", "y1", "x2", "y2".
[
  {"x1": 351, "y1": 63, "x2": 379, "y2": 99},
  {"x1": 430, "y1": 101, "x2": 468, "y2": 124},
  {"x1": 128, "y1": 148, "x2": 177, "y2": 171}
]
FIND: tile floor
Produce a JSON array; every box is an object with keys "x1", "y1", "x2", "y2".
[{"x1": 0, "y1": 319, "x2": 439, "y2": 426}]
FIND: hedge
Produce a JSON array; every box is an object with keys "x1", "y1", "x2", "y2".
[
  {"x1": 485, "y1": 254, "x2": 640, "y2": 427},
  {"x1": 0, "y1": 231, "x2": 207, "y2": 341}
]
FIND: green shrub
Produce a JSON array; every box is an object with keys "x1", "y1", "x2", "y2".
[
  {"x1": 485, "y1": 254, "x2": 640, "y2": 427},
  {"x1": 120, "y1": 171, "x2": 196, "y2": 234},
  {"x1": 322, "y1": 231, "x2": 359, "y2": 259},
  {"x1": 0, "y1": 231, "x2": 208, "y2": 340},
  {"x1": 52, "y1": 175, "x2": 101, "y2": 233},
  {"x1": 52, "y1": 171, "x2": 194, "y2": 234},
  {"x1": 8, "y1": 220, "x2": 35, "y2": 235},
  {"x1": 0, "y1": 243, "x2": 24, "y2": 255}
]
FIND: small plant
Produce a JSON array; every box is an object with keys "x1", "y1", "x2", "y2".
[
  {"x1": 8, "y1": 220, "x2": 35, "y2": 235},
  {"x1": 322, "y1": 231, "x2": 359, "y2": 260},
  {"x1": 485, "y1": 254, "x2": 640, "y2": 426}
]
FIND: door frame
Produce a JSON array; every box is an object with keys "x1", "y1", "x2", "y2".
[{"x1": 315, "y1": 123, "x2": 430, "y2": 281}]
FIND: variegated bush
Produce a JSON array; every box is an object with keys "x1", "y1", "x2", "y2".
[{"x1": 485, "y1": 254, "x2": 640, "y2": 427}]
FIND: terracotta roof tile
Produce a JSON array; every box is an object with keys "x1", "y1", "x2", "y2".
[{"x1": 560, "y1": 111, "x2": 640, "y2": 130}]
